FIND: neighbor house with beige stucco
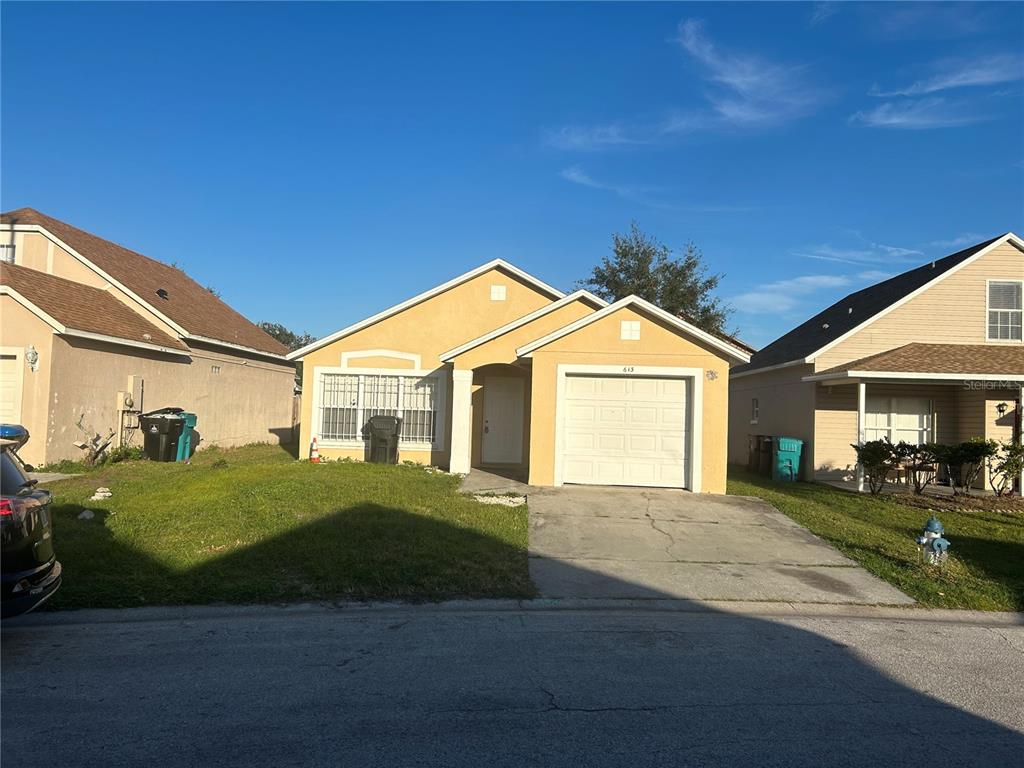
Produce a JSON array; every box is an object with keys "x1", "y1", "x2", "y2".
[
  {"x1": 0, "y1": 208, "x2": 296, "y2": 467},
  {"x1": 728, "y1": 232, "x2": 1024, "y2": 492},
  {"x1": 291, "y1": 260, "x2": 751, "y2": 493}
]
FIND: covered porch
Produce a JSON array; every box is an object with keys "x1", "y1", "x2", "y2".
[
  {"x1": 450, "y1": 362, "x2": 532, "y2": 479},
  {"x1": 805, "y1": 344, "x2": 1024, "y2": 493}
]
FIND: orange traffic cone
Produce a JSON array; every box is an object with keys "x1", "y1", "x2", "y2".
[{"x1": 310, "y1": 437, "x2": 321, "y2": 463}]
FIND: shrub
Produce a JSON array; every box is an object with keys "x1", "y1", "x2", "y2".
[
  {"x1": 850, "y1": 439, "x2": 895, "y2": 494},
  {"x1": 104, "y1": 445, "x2": 145, "y2": 465},
  {"x1": 988, "y1": 440, "x2": 1024, "y2": 497},
  {"x1": 932, "y1": 439, "x2": 999, "y2": 496},
  {"x1": 892, "y1": 441, "x2": 936, "y2": 495}
]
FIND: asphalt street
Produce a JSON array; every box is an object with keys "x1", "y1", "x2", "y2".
[{"x1": 3, "y1": 601, "x2": 1022, "y2": 767}]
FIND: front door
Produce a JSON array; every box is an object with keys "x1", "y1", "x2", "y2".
[{"x1": 481, "y1": 376, "x2": 524, "y2": 464}]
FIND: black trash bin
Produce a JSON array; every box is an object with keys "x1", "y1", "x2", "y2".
[
  {"x1": 140, "y1": 408, "x2": 185, "y2": 462},
  {"x1": 365, "y1": 415, "x2": 402, "y2": 464}
]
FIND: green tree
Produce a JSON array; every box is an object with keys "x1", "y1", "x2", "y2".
[
  {"x1": 577, "y1": 222, "x2": 732, "y2": 334},
  {"x1": 257, "y1": 322, "x2": 316, "y2": 352}
]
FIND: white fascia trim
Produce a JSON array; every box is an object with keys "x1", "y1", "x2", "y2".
[
  {"x1": 552, "y1": 364, "x2": 704, "y2": 492},
  {"x1": 729, "y1": 359, "x2": 804, "y2": 379},
  {"x1": 62, "y1": 328, "x2": 193, "y2": 358},
  {"x1": 805, "y1": 232, "x2": 1024, "y2": 364},
  {"x1": 0, "y1": 285, "x2": 65, "y2": 331},
  {"x1": 287, "y1": 259, "x2": 567, "y2": 361},
  {"x1": 184, "y1": 334, "x2": 289, "y2": 361},
  {"x1": 803, "y1": 370, "x2": 1024, "y2": 383},
  {"x1": 516, "y1": 295, "x2": 752, "y2": 363},
  {"x1": 1, "y1": 223, "x2": 191, "y2": 338},
  {"x1": 438, "y1": 290, "x2": 607, "y2": 362}
]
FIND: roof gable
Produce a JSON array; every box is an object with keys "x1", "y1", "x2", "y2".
[
  {"x1": 289, "y1": 260, "x2": 566, "y2": 360},
  {"x1": 1, "y1": 208, "x2": 288, "y2": 357},
  {"x1": 439, "y1": 290, "x2": 606, "y2": 362},
  {"x1": 1, "y1": 262, "x2": 188, "y2": 353},
  {"x1": 738, "y1": 232, "x2": 1022, "y2": 374},
  {"x1": 515, "y1": 295, "x2": 752, "y2": 363}
]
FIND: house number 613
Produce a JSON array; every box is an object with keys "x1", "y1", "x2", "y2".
[{"x1": 622, "y1": 366, "x2": 635, "y2": 373}]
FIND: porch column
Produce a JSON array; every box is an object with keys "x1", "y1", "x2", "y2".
[
  {"x1": 856, "y1": 381, "x2": 866, "y2": 493},
  {"x1": 1019, "y1": 385, "x2": 1024, "y2": 495},
  {"x1": 449, "y1": 369, "x2": 473, "y2": 475}
]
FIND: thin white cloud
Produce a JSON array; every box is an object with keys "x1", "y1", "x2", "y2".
[
  {"x1": 870, "y1": 54, "x2": 1023, "y2": 97},
  {"x1": 732, "y1": 275, "x2": 851, "y2": 314},
  {"x1": 544, "y1": 125, "x2": 650, "y2": 151},
  {"x1": 809, "y1": 2, "x2": 839, "y2": 27},
  {"x1": 546, "y1": 19, "x2": 825, "y2": 149},
  {"x1": 926, "y1": 233, "x2": 984, "y2": 250},
  {"x1": 857, "y1": 270, "x2": 894, "y2": 282},
  {"x1": 795, "y1": 242, "x2": 923, "y2": 266},
  {"x1": 672, "y1": 19, "x2": 825, "y2": 129},
  {"x1": 558, "y1": 166, "x2": 754, "y2": 213},
  {"x1": 849, "y1": 97, "x2": 986, "y2": 129}
]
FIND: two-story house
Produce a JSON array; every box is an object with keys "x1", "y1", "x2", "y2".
[
  {"x1": 0, "y1": 208, "x2": 296, "y2": 467},
  {"x1": 728, "y1": 232, "x2": 1023, "y2": 491}
]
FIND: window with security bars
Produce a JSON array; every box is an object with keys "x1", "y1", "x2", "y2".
[
  {"x1": 988, "y1": 281, "x2": 1022, "y2": 341},
  {"x1": 319, "y1": 373, "x2": 438, "y2": 444}
]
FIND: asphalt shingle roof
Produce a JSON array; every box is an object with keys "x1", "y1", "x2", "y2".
[
  {"x1": 815, "y1": 343, "x2": 1024, "y2": 377},
  {"x1": 1, "y1": 262, "x2": 188, "y2": 351},
  {"x1": 1, "y1": 208, "x2": 287, "y2": 356},
  {"x1": 735, "y1": 235, "x2": 1008, "y2": 374}
]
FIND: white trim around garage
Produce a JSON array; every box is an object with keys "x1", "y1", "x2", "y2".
[
  {"x1": 516, "y1": 295, "x2": 751, "y2": 364},
  {"x1": 340, "y1": 349, "x2": 422, "y2": 368},
  {"x1": 288, "y1": 259, "x2": 567, "y2": 361},
  {"x1": 553, "y1": 364, "x2": 704, "y2": 492}
]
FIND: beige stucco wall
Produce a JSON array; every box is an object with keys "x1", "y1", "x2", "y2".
[
  {"x1": 527, "y1": 307, "x2": 733, "y2": 494},
  {"x1": 4, "y1": 229, "x2": 184, "y2": 341},
  {"x1": 297, "y1": 266, "x2": 559, "y2": 464},
  {"x1": 40, "y1": 337, "x2": 295, "y2": 465},
  {"x1": 727, "y1": 364, "x2": 816, "y2": 478},
  {"x1": 814, "y1": 242, "x2": 1024, "y2": 371},
  {"x1": 0, "y1": 297, "x2": 55, "y2": 467}
]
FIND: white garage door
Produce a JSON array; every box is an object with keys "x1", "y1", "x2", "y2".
[
  {"x1": 561, "y1": 375, "x2": 690, "y2": 488},
  {"x1": 0, "y1": 351, "x2": 24, "y2": 425}
]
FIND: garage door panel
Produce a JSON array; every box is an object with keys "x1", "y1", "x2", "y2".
[{"x1": 561, "y1": 374, "x2": 690, "y2": 489}]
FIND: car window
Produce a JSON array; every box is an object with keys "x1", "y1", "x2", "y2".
[{"x1": 1, "y1": 449, "x2": 29, "y2": 495}]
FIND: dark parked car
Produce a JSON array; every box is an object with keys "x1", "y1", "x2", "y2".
[{"x1": 1, "y1": 426, "x2": 61, "y2": 618}]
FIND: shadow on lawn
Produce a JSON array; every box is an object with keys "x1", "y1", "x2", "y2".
[{"x1": 6, "y1": 497, "x2": 1022, "y2": 766}]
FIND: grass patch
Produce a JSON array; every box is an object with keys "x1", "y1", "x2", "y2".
[
  {"x1": 728, "y1": 468, "x2": 1024, "y2": 611},
  {"x1": 43, "y1": 443, "x2": 533, "y2": 609}
]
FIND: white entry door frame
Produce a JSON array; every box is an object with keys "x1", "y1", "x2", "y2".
[{"x1": 481, "y1": 376, "x2": 525, "y2": 464}]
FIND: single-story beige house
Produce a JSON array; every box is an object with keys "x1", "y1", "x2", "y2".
[
  {"x1": 290, "y1": 260, "x2": 751, "y2": 493},
  {"x1": 728, "y1": 232, "x2": 1023, "y2": 491},
  {"x1": 0, "y1": 208, "x2": 296, "y2": 467}
]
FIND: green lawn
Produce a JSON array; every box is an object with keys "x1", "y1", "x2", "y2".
[
  {"x1": 728, "y1": 469, "x2": 1024, "y2": 611},
  {"x1": 44, "y1": 444, "x2": 533, "y2": 609}
]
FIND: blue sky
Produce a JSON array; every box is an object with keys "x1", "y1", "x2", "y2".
[{"x1": 2, "y1": 2, "x2": 1022, "y2": 348}]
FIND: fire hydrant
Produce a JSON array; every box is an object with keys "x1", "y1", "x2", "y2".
[{"x1": 916, "y1": 516, "x2": 950, "y2": 566}]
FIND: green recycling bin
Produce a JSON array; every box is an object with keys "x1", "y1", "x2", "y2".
[
  {"x1": 176, "y1": 412, "x2": 197, "y2": 462},
  {"x1": 771, "y1": 436, "x2": 804, "y2": 482}
]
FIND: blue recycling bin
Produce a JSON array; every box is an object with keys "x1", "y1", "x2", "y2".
[{"x1": 771, "y1": 436, "x2": 804, "y2": 482}]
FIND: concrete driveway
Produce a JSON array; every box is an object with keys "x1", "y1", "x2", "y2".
[{"x1": 528, "y1": 486, "x2": 913, "y2": 604}]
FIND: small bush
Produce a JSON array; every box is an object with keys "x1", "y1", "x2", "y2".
[
  {"x1": 850, "y1": 439, "x2": 894, "y2": 494},
  {"x1": 104, "y1": 445, "x2": 145, "y2": 465}
]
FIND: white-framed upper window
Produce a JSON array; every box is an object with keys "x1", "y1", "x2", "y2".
[
  {"x1": 490, "y1": 284, "x2": 507, "y2": 301},
  {"x1": 988, "y1": 280, "x2": 1022, "y2": 341},
  {"x1": 750, "y1": 398, "x2": 759, "y2": 424},
  {"x1": 620, "y1": 320, "x2": 641, "y2": 341},
  {"x1": 0, "y1": 244, "x2": 15, "y2": 264},
  {"x1": 318, "y1": 371, "x2": 441, "y2": 446},
  {"x1": 865, "y1": 396, "x2": 932, "y2": 445}
]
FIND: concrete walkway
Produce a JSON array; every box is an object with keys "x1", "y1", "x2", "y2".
[{"x1": 528, "y1": 486, "x2": 914, "y2": 604}]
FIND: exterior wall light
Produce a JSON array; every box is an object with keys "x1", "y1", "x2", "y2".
[{"x1": 25, "y1": 345, "x2": 39, "y2": 372}]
